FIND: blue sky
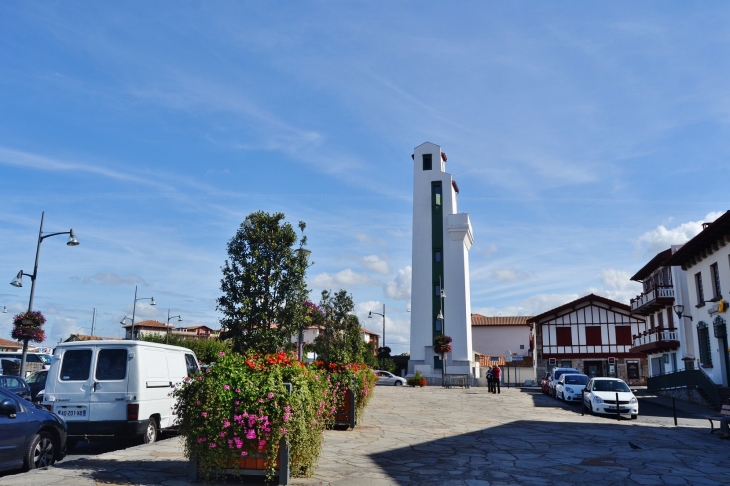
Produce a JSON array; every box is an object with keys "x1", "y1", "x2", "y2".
[{"x1": 1, "y1": 2, "x2": 730, "y2": 354}]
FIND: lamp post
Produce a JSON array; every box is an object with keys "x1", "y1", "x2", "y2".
[
  {"x1": 368, "y1": 305, "x2": 386, "y2": 367},
  {"x1": 673, "y1": 304, "x2": 692, "y2": 321},
  {"x1": 437, "y1": 277, "x2": 446, "y2": 382},
  {"x1": 166, "y1": 309, "x2": 182, "y2": 344},
  {"x1": 295, "y1": 248, "x2": 311, "y2": 362},
  {"x1": 9, "y1": 211, "x2": 79, "y2": 377},
  {"x1": 130, "y1": 285, "x2": 155, "y2": 340}
]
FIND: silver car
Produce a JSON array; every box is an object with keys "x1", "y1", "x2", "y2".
[{"x1": 375, "y1": 370, "x2": 406, "y2": 386}]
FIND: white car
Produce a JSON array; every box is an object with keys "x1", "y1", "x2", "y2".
[
  {"x1": 555, "y1": 373, "x2": 589, "y2": 402},
  {"x1": 375, "y1": 370, "x2": 406, "y2": 386},
  {"x1": 583, "y1": 377, "x2": 639, "y2": 419}
]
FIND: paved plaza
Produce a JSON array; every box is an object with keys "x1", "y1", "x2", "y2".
[{"x1": 2, "y1": 386, "x2": 729, "y2": 486}]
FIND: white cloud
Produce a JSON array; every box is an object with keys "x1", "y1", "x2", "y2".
[
  {"x1": 362, "y1": 255, "x2": 390, "y2": 275},
  {"x1": 636, "y1": 211, "x2": 724, "y2": 255},
  {"x1": 354, "y1": 233, "x2": 370, "y2": 243},
  {"x1": 588, "y1": 268, "x2": 642, "y2": 304},
  {"x1": 384, "y1": 266, "x2": 411, "y2": 300},
  {"x1": 78, "y1": 272, "x2": 147, "y2": 286},
  {"x1": 354, "y1": 300, "x2": 411, "y2": 353},
  {"x1": 491, "y1": 267, "x2": 531, "y2": 282},
  {"x1": 483, "y1": 244, "x2": 498, "y2": 258},
  {"x1": 473, "y1": 293, "x2": 580, "y2": 317},
  {"x1": 310, "y1": 269, "x2": 378, "y2": 288}
]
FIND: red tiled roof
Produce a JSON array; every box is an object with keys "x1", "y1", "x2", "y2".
[
  {"x1": 122, "y1": 320, "x2": 172, "y2": 329},
  {"x1": 478, "y1": 355, "x2": 534, "y2": 368},
  {"x1": 471, "y1": 314, "x2": 532, "y2": 326},
  {"x1": 65, "y1": 334, "x2": 122, "y2": 342},
  {"x1": 0, "y1": 338, "x2": 22, "y2": 349}
]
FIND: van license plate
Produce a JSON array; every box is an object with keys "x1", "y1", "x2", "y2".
[{"x1": 57, "y1": 408, "x2": 87, "y2": 419}]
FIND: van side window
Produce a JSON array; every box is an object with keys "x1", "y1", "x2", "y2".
[
  {"x1": 60, "y1": 350, "x2": 93, "y2": 381},
  {"x1": 185, "y1": 354, "x2": 199, "y2": 377},
  {"x1": 95, "y1": 349, "x2": 128, "y2": 381}
]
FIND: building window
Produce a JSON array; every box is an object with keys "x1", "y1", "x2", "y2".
[
  {"x1": 697, "y1": 322, "x2": 712, "y2": 367},
  {"x1": 556, "y1": 327, "x2": 572, "y2": 346},
  {"x1": 434, "y1": 250, "x2": 441, "y2": 263},
  {"x1": 423, "y1": 154, "x2": 432, "y2": 170},
  {"x1": 433, "y1": 185, "x2": 441, "y2": 205},
  {"x1": 434, "y1": 284, "x2": 441, "y2": 296},
  {"x1": 696, "y1": 272, "x2": 705, "y2": 305},
  {"x1": 520, "y1": 344, "x2": 525, "y2": 349},
  {"x1": 711, "y1": 263, "x2": 722, "y2": 300},
  {"x1": 649, "y1": 314, "x2": 655, "y2": 329},
  {"x1": 435, "y1": 319, "x2": 442, "y2": 332},
  {"x1": 585, "y1": 326, "x2": 602, "y2": 346},
  {"x1": 615, "y1": 325, "x2": 632, "y2": 345},
  {"x1": 434, "y1": 355, "x2": 442, "y2": 370},
  {"x1": 657, "y1": 312, "x2": 664, "y2": 330}
]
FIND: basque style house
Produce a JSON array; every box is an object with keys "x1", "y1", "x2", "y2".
[
  {"x1": 661, "y1": 210, "x2": 730, "y2": 408},
  {"x1": 629, "y1": 246, "x2": 694, "y2": 377},
  {"x1": 471, "y1": 314, "x2": 533, "y2": 359},
  {"x1": 529, "y1": 294, "x2": 647, "y2": 384}
]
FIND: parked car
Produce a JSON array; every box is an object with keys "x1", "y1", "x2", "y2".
[
  {"x1": 43, "y1": 340, "x2": 200, "y2": 447},
  {"x1": 25, "y1": 370, "x2": 48, "y2": 402},
  {"x1": 375, "y1": 370, "x2": 406, "y2": 386},
  {"x1": 582, "y1": 377, "x2": 639, "y2": 419},
  {"x1": 0, "y1": 385, "x2": 67, "y2": 472},
  {"x1": 0, "y1": 375, "x2": 31, "y2": 401},
  {"x1": 555, "y1": 373, "x2": 589, "y2": 402},
  {"x1": 540, "y1": 373, "x2": 551, "y2": 394},
  {"x1": 0, "y1": 353, "x2": 52, "y2": 371},
  {"x1": 549, "y1": 368, "x2": 581, "y2": 398}
]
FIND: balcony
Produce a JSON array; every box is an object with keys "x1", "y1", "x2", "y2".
[
  {"x1": 630, "y1": 328, "x2": 680, "y2": 354},
  {"x1": 630, "y1": 286, "x2": 674, "y2": 316}
]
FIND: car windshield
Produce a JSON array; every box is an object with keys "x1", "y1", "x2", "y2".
[
  {"x1": 592, "y1": 380, "x2": 631, "y2": 392},
  {"x1": 26, "y1": 372, "x2": 46, "y2": 384},
  {"x1": 37, "y1": 354, "x2": 52, "y2": 364},
  {"x1": 564, "y1": 375, "x2": 589, "y2": 385}
]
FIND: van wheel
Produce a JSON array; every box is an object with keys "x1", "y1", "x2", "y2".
[{"x1": 143, "y1": 417, "x2": 158, "y2": 444}]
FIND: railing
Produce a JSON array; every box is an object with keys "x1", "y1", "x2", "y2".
[
  {"x1": 443, "y1": 374, "x2": 473, "y2": 389},
  {"x1": 632, "y1": 329, "x2": 679, "y2": 348},
  {"x1": 631, "y1": 286, "x2": 674, "y2": 311},
  {"x1": 647, "y1": 369, "x2": 720, "y2": 410}
]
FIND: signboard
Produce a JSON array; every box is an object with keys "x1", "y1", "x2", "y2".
[
  {"x1": 489, "y1": 356, "x2": 501, "y2": 362},
  {"x1": 548, "y1": 358, "x2": 557, "y2": 365},
  {"x1": 511, "y1": 355, "x2": 524, "y2": 361},
  {"x1": 627, "y1": 362, "x2": 640, "y2": 380},
  {"x1": 608, "y1": 357, "x2": 616, "y2": 365}
]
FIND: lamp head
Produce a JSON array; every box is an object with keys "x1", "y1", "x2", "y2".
[
  {"x1": 10, "y1": 271, "x2": 23, "y2": 288},
  {"x1": 368, "y1": 311, "x2": 372, "y2": 318},
  {"x1": 2, "y1": 306, "x2": 6, "y2": 313},
  {"x1": 673, "y1": 304, "x2": 685, "y2": 318},
  {"x1": 120, "y1": 316, "x2": 129, "y2": 325},
  {"x1": 178, "y1": 316, "x2": 183, "y2": 322},
  {"x1": 67, "y1": 229, "x2": 79, "y2": 246},
  {"x1": 150, "y1": 297, "x2": 156, "y2": 306},
  {"x1": 437, "y1": 311, "x2": 444, "y2": 321}
]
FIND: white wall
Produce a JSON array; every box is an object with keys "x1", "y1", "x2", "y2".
[{"x1": 472, "y1": 325, "x2": 531, "y2": 357}]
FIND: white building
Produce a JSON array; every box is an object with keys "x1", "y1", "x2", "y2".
[
  {"x1": 471, "y1": 315, "x2": 533, "y2": 359},
  {"x1": 665, "y1": 212, "x2": 730, "y2": 394},
  {"x1": 628, "y1": 246, "x2": 694, "y2": 377},
  {"x1": 408, "y1": 142, "x2": 478, "y2": 377}
]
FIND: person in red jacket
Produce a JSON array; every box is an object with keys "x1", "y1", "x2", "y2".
[{"x1": 492, "y1": 365, "x2": 501, "y2": 394}]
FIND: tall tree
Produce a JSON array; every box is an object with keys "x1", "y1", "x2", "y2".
[
  {"x1": 217, "y1": 211, "x2": 310, "y2": 354},
  {"x1": 312, "y1": 289, "x2": 363, "y2": 364}
]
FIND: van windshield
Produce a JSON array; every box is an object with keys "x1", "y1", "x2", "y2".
[{"x1": 60, "y1": 349, "x2": 93, "y2": 381}]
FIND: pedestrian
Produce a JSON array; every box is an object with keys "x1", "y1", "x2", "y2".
[
  {"x1": 493, "y1": 365, "x2": 501, "y2": 394},
  {"x1": 486, "y1": 366, "x2": 493, "y2": 393}
]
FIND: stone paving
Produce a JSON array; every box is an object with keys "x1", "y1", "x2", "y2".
[{"x1": 2, "y1": 386, "x2": 729, "y2": 485}]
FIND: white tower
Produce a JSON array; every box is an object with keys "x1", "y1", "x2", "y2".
[{"x1": 409, "y1": 142, "x2": 476, "y2": 378}]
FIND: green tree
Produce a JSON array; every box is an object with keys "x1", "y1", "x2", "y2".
[
  {"x1": 139, "y1": 334, "x2": 231, "y2": 364},
  {"x1": 311, "y1": 289, "x2": 363, "y2": 364},
  {"x1": 217, "y1": 211, "x2": 310, "y2": 354}
]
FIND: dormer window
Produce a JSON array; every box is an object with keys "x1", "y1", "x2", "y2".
[{"x1": 422, "y1": 154, "x2": 432, "y2": 170}]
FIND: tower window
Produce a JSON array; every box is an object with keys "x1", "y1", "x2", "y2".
[
  {"x1": 422, "y1": 154, "x2": 432, "y2": 170},
  {"x1": 434, "y1": 285, "x2": 441, "y2": 296},
  {"x1": 434, "y1": 251, "x2": 441, "y2": 263},
  {"x1": 433, "y1": 185, "x2": 441, "y2": 205},
  {"x1": 435, "y1": 319, "x2": 442, "y2": 332}
]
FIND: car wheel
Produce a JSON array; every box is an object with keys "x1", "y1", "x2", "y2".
[
  {"x1": 143, "y1": 417, "x2": 158, "y2": 444},
  {"x1": 25, "y1": 431, "x2": 55, "y2": 470},
  {"x1": 394, "y1": 381, "x2": 403, "y2": 386}
]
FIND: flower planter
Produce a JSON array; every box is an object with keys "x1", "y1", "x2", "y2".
[
  {"x1": 189, "y1": 436, "x2": 290, "y2": 485},
  {"x1": 333, "y1": 387, "x2": 356, "y2": 429}
]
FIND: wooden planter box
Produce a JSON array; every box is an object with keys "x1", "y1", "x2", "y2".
[
  {"x1": 333, "y1": 387, "x2": 356, "y2": 429},
  {"x1": 188, "y1": 436, "x2": 290, "y2": 485}
]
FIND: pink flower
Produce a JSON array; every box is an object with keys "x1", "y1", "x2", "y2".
[
  {"x1": 267, "y1": 392, "x2": 274, "y2": 399},
  {"x1": 241, "y1": 451, "x2": 248, "y2": 457},
  {"x1": 235, "y1": 389, "x2": 241, "y2": 393},
  {"x1": 201, "y1": 412, "x2": 208, "y2": 418},
  {"x1": 246, "y1": 429, "x2": 256, "y2": 439},
  {"x1": 206, "y1": 369, "x2": 211, "y2": 374},
  {"x1": 281, "y1": 428, "x2": 287, "y2": 434},
  {"x1": 196, "y1": 401, "x2": 201, "y2": 405},
  {"x1": 209, "y1": 443, "x2": 216, "y2": 449},
  {"x1": 223, "y1": 385, "x2": 230, "y2": 390},
  {"x1": 197, "y1": 376, "x2": 203, "y2": 381},
  {"x1": 222, "y1": 419, "x2": 230, "y2": 428},
  {"x1": 219, "y1": 431, "x2": 226, "y2": 437},
  {"x1": 219, "y1": 352, "x2": 225, "y2": 357}
]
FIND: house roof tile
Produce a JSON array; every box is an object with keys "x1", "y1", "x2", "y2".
[
  {"x1": 122, "y1": 320, "x2": 172, "y2": 329},
  {"x1": 471, "y1": 315, "x2": 532, "y2": 326},
  {"x1": 0, "y1": 338, "x2": 22, "y2": 349}
]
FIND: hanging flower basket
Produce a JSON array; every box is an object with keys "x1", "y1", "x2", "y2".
[
  {"x1": 433, "y1": 335, "x2": 452, "y2": 355},
  {"x1": 11, "y1": 311, "x2": 46, "y2": 343}
]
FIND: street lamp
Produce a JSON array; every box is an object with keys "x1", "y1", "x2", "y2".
[
  {"x1": 368, "y1": 305, "x2": 386, "y2": 367},
  {"x1": 130, "y1": 285, "x2": 155, "y2": 340},
  {"x1": 166, "y1": 309, "x2": 182, "y2": 344},
  {"x1": 295, "y1": 248, "x2": 311, "y2": 361},
  {"x1": 2, "y1": 306, "x2": 6, "y2": 314},
  {"x1": 437, "y1": 276, "x2": 446, "y2": 382},
  {"x1": 10, "y1": 212, "x2": 78, "y2": 377},
  {"x1": 674, "y1": 304, "x2": 692, "y2": 321}
]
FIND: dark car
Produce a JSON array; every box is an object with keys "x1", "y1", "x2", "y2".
[
  {"x1": 0, "y1": 376, "x2": 31, "y2": 401},
  {"x1": 0, "y1": 385, "x2": 67, "y2": 472},
  {"x1": 25, "y1": 371, "x2": 47, "y2": 402},
  {"x1": 540, "y1": 373, "x2": 551, "y2": 394}
]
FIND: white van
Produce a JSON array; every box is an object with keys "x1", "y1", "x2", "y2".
[{"x1": 42, "y1": 340, "x2": 199, "y2": 447}]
